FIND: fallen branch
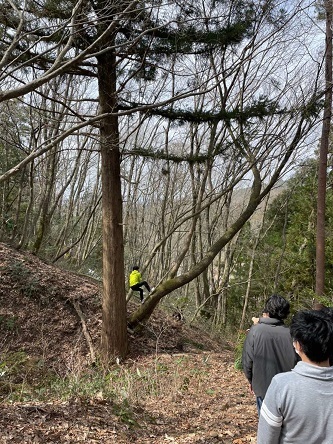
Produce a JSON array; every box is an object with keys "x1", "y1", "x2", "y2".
[{"x1": 72, "y1": 300, "x2": 96, "y2": 363}]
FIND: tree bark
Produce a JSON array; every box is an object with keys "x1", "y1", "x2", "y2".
[
  {"x1": 316, "y1": 0, "x2": 332, "y2": 296},
  {"x1": 98, "y1": 47, "x2": 128, "y2": 361}
]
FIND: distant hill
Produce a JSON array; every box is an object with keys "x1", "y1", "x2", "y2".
[{"x1": 230, "y1": 181, "x2": 286, "y2": 228}]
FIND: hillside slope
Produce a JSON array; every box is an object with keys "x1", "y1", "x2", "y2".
[{"x1": 0, "y1": 242, "x2": 257, "y2": 443}]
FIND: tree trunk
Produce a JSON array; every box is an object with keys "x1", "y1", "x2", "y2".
[
  {"x1": 316, "y1": 0, "x2": 332, "y2": 296},
  {"x1": 239, "y1": 197, "x2": 268, "y2": 331},
  {"x1": 98, "y1": 48, "x2": 128, "y2": 361}
]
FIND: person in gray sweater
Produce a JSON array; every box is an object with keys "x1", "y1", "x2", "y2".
[
  {"x1": 242, "y1": 294, "x2": 298, "y2": 414},
  {"x1": 257, "y1": 309, "x2": 333, "y2": 444}
]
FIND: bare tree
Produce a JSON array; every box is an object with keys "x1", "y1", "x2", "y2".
[{"x1": 0, "y1": 0, "x2": 326, "y2": 355}]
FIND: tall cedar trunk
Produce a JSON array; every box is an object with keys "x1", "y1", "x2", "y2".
[
  {"x1": 316, "y1": 0, "x2": 332, "y2": 295},
  {"x1": 98, "y1": 49, "x2": 128, "y2": 361}
]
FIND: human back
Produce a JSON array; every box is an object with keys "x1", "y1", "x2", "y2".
[
  {"x1": 242, "y1": 294, "x2": 298, "y2": 410},
  {"x1": 129, "y1": 267, "x2": 141, "y2": 287},
  {"x1": 257, "y1": 309, "x2": 333, "y2": 444},
  {"x1": 262, "y1": 365, "x2": 333, "y2": 443},
  {"x1": 250, "y1": 319, "x2": 296, "y2": 398}
]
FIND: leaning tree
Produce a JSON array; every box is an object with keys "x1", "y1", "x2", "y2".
[{"x1": 0, "y1": 0, "x2": 326, "y2": 358}]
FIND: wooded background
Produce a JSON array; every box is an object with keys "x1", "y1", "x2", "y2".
[{"x1": 0, "y1": 0, "x2": 331, "y2": 359}]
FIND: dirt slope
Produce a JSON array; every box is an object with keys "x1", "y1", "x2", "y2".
[{"x1": 0, "y1": 242, "x2": 257, "y2": 443}]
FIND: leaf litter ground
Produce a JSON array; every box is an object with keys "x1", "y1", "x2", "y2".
[{"x1": 0, "y1": 242, "x2": 257, "y2": 443}]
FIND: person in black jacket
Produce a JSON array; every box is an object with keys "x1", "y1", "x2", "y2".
[{"x1": 242, "y1": 294, "x2": 298, "y2": 415}]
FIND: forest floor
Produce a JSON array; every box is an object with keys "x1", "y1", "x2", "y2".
[{"x1": 0, "y1": 242, "x2": 257, "y2": 443}]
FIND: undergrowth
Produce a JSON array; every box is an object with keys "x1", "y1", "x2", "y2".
[
  {"x1": 0, "y1": 351, "x2": 212, "y2": 409},
  {"x1": 2, "y1": 261, "x2": 42, "y2": 299},
  {"x1": 234, "y1": 331, "x2": 246, "y2": 370}
]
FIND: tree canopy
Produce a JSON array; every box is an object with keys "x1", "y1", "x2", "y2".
[{"x1": 0, "y1": 0, "x2": 327, "y2": 359}]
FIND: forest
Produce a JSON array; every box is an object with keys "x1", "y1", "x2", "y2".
[{"x1": 0, "y1": 0, "x2": 332, "y2": 363}]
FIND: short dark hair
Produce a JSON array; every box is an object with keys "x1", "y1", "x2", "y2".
[
  {"x1": 132, "y1": 265, "x2": 139, "y2": 270},
  {"x1": 264, "y1": 294, "x2": 290, "y2": 320},
  {"x1": 290, "y1": 310, "x2": 333, "y2": 363}
]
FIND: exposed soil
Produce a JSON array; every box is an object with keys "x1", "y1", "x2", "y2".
[{"x1": 0, "y1": 242, "x2": 257, "y2": 443}]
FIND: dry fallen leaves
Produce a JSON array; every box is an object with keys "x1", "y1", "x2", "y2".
[{"x1": 0, "y1": 242, "x2": 258, "y2": 443}]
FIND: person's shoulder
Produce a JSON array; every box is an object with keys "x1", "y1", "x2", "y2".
[
  {"x1": 272, "y1": 369, "x2": 297, "y2": 384},
  {"x1": 254, "y1": 321, "x2": 291, "y2": 340},
  {"x1": 266, "y1": 370, "x2": 297, "y2": 399},
  {"x1": 247, "y1": 322, "x2": 267, "y2": 338},
  {"x1": 254, "y1": 321, "x2": 271, "y2": 330},
  {"x1": 259, "y1": 318, "x2": 289, "y2": 329}
]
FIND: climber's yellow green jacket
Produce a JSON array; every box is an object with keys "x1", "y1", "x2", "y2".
[{"x1": 129, "y1": 269, "x2": 141, "y2": 287}]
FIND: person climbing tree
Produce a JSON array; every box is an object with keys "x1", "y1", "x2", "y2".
[{"x1": 129, "y1": 266, "x2": 152, "y2": 304}]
